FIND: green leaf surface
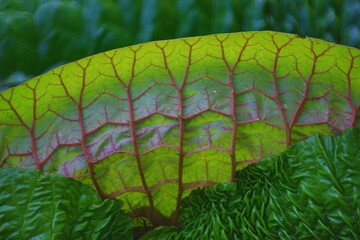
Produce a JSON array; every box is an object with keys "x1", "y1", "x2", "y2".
[
  {"x1": 141, "y1": 128, "x2": 360, "y2": 239},
  {"x1": 0, "y1": 31, "x2": 359, "y2": 224},
  {"x1": 0, "y1": 168, "x2": 134, "y2": 240}
]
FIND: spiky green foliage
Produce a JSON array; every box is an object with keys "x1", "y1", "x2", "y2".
[
  {"x1": 141, "y1": 128, "x2": 360, "y2": 239},
  {"x1": 0, "y1": 168, "x2": 134, "y2": 239}
]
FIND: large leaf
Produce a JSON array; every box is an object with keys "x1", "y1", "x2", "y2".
[
  {"x1": 0, "y1": 168, "x2": 134, "y2": 239},
  {"x1": 0, "y1": 31, "x2": 359, "y2": 225},
  {"x1": 140, "y1": 128, "x2": 360, "y2": 239}
]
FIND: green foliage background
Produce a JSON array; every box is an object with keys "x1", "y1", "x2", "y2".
[{"x1": 1, "y1": 0, "x2": 359, "y2": 90}]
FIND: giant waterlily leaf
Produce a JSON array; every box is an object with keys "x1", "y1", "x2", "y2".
[{"x1": 0, "y1": 31, "x2": 359, "y2": 225}]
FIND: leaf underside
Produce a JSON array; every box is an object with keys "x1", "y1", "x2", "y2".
[{"x1": 0, "y1": 31, "x2": 359, "y2": 225}]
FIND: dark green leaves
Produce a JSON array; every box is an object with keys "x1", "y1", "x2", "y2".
[
  {"x1": 1, "y1": 0, "x2": 360, "y2": 89},
  {"x1": 142, "y1": 128, "x2": 360, "y2": 239},
  {"x1": 0, "y1": 168, "x2": 134, "y2": 239}
]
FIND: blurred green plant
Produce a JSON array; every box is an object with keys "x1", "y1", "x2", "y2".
[{"x1": 0, "y1": 0, "x2": 359, "y2": 90}]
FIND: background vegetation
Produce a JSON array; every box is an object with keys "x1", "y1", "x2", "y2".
[{"x1": 0, "y1": 0, "x2": 359, "y2": 91}]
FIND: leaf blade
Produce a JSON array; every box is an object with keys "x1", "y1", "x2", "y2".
[{"x1": 1, "y1": 31, "x2": 359, "y2": 224}]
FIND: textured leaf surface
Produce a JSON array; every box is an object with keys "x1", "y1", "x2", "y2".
[
  {"x1": 0, "y1": 168, "x2": 134, "y2": 239},
  {"x1": 141, "y1": 128, "x2": 360, "y2": 239},
  {"x1": 0, "y1": 31, "x2": 359, "y2": 224}
]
